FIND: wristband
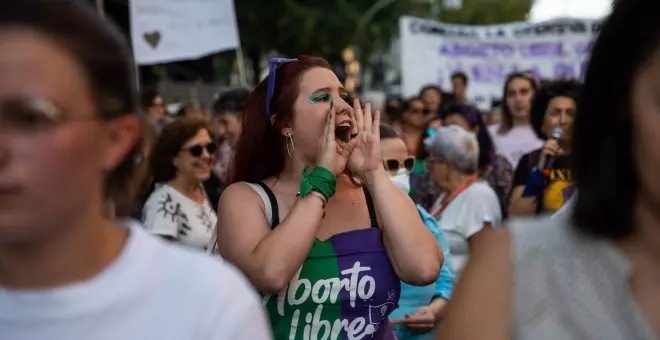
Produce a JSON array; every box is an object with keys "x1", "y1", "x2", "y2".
[{"x1": 298, "y1": 165, "x2": 336, "y2": 201}]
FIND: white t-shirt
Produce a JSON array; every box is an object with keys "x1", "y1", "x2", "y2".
[
  {"x1": 142, "y1": 184, "x2": 217, "y2": 250},
  {"x1": 488, "y1": 124, "x2": 543, "y2": 168},
  {"x1": 431, "y1": 182, "x2": 502, "y2": 274},
  {"x1": 0, "y1": 222, "x2": 272, "y2": 340}
]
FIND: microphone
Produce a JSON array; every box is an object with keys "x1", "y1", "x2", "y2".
[{"x1": 544, "y1": 127, "x2": 563, "y2": 170}]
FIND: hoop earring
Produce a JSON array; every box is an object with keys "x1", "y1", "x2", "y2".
[{"x1": 286, "y1": 134, "x2": 295, "y2": 157}]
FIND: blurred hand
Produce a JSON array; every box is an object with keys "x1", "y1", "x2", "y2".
[{"x1": 390, "y1": 306, "x2": 436, "y2": 333}]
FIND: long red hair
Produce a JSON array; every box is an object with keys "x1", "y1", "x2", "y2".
[{"x1": 228, "y1": 56, "x2": 332, "y2": 184}]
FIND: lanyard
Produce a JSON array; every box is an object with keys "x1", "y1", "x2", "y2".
[{"x1": 431, "y1": 174, "x2": 479, "y2": 219}]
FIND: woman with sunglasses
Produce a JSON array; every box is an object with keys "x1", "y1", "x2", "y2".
[
  {"x1": 379, "y1": 124, "x2": 455, "y2": 340},
  {"x1": 394, "y1": 97, "x2": 433, "y2": 156},
  {"x1": 216, "y1": 56, "x2": 442, "y2": 339},
  {"x1": 426, "y1": 125, "x2": 502, "y2": 275},
  {"x1": 0, "y1": 1, "x2": 270, "y2": 339},
  {"x1": 142, "y1": 117, "x2": 219, "y2": 251}
]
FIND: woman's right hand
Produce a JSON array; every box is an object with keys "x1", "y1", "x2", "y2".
[
  {"x1": 316, "y1": 103, "x2": 355, "y2": 175},
  {"x1": 537, "y1": 138, "x2": 561, "y2": 169}
]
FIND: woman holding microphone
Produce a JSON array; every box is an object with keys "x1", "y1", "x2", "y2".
[{"x1": 508, "y1": 80, "x2": 581, "y2": 216}]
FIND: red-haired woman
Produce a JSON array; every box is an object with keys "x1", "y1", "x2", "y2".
[{"x1": 216, "y1": 56, "x2": 442, "y2": 339}]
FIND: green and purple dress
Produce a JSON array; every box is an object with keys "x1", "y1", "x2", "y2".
[{"x1": 256, "y1": 182, "x2": 400, "y2": 340}]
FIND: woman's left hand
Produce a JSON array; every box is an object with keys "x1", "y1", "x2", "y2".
[
  {"x1": 347, "y1": 98, "x2": 382, "y2": 180},
  {"x1": 390, "y1": 306, "x2": 436, "y2": 333}
]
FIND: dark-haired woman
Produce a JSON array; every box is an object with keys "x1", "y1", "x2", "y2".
[
  {"x1": 438, "y1": 1, "x2": 660, "y2": 338},
  {"x1": 142, "y1": 117, "x2": 218, "y2": 251},
  {"x1": 217, "y1": 56, "x2": 442, "y2": 339},
  {"x1": 395, "y1": 97, "x2": 434, "y2": 156},
  {"x1": 0, "y1": 1, "x2": 270, "y2": 339},
  {"x1": 488, "y1": 73, "x2": 543, "y2": 168},
  {"x1": 441, "y1": 103, "x2": 513, "y2": 215},
  {"x1": 508, "y1": 80, "x2": 580, "y2": 216}
]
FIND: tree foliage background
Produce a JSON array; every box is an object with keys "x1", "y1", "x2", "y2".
[{"x1": 236, "y1": 0, "x2": 535, "y2": 63}]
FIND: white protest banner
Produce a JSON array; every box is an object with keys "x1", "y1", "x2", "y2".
[
  {"x1": 130, "y1": 0, "x2": 239, "y2": 65},
  {"x1": 400, "y1": 16, "x2": 601, "y2": 110}
]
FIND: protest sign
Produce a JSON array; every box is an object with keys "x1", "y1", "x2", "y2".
[
  {"x1": 130, "y1": 0, "x2": 239, "y2": 65},
  {"x1": 400, "y1": 16, "x2": 601, "y2": 110}
]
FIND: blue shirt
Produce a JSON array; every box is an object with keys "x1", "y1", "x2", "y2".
[{"x1": 390, "y1": 205, "x2": 455, "y2": 340}]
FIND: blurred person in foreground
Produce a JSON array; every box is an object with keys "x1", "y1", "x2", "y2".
[
  {"x1": 379, "y1": 123, "x2": 455, "y2": 340},
  {"x1": 508, "y1": 80, "x2": 580, "y2": 217},
  {"x1": 439, "y1": 1, "x2": 660, "y2": 338},
  {"x1": 426, "y1": 125, "x2": 502, "y2": 275},
  {"x1": 0, "y1": 2, "x2": 271, "y2": 339},
  {"x1": 217, "y1": 56, "x2": 442, "y2": 339}
]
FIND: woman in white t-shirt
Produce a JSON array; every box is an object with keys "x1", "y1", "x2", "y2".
[
  {"x1": 488, "y1": 73, "x2": 544, "y2": 168},
  {"x1": 426, "y1": 126, "x2": 502, "y2": 274},
  {"x1": 142, "y1": 117, "x2": 219, "y2": 251},
  {"x1": 0, "y1": 2, "x2": 271, "y2": 339}
]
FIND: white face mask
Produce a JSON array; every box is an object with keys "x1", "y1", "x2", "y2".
[{"x1": 389, "y1": 168, "x2": 411, "y2": 194}]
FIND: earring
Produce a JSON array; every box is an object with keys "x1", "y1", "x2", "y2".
[{"x1": 285, "y1": 133, "x2": 295, "y2": 157}]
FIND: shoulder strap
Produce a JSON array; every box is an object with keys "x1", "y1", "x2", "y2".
[
  {"x1": 256, "y1": 182, "x2": 281, "y2": 228},
  {"x1": 362, "y1": 186, "x2": 379, "y2": 228},
  {"x1": 242, "y1": 182, "x2": 279, "y2": 229}
]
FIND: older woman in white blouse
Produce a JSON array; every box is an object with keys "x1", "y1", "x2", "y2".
[{"x1": 426, "y1": 125, "x2": 502, "y2": 274}]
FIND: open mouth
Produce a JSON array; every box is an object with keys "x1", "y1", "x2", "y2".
[
  {"x1": 334, "y1": 118, "x2": 353, "y2": 143},
  {"x1": 335, "y1": 124, "x2": 352, "y2": 143}
]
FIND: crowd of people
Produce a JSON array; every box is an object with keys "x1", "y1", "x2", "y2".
[{"x1": 1, "y1": 0, "x2": 659, "y2": 340}]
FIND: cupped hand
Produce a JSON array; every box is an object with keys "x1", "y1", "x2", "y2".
[
  {"x1": 316, "y1": 101, "x2": 355, "y2": 176},
  {"x1": 346, "y1": 98, "x2": 382, "y2": 180}
]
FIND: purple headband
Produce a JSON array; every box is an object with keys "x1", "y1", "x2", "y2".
[{"x1": 265, "y1": 57, "x2": 297, "y2": 117}]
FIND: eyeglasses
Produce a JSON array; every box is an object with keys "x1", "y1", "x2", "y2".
[
  {"x1": 410, "y1": 108, "x2": 431, "y2": 115},
  {"x1": 183, "y1": 142, "x2": 218, "y2": 157},
  {"x1": 384, "y1": 157, "x2": 415, "y2": 173}
]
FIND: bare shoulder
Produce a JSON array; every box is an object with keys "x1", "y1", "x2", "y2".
[
  {"x1": 438, "y1": 227, "x2": 512, "y2": 340},
  {"x1": 216, "y1": 182, "x2": 271, "y2": 258},
  {"x1": 218, "y1": 182, "x2": 264, "y2": 209}
]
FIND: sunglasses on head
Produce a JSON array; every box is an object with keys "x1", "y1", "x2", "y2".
[
  {"x1": 184, "y1": 142, "x2": 218, "y2": 157},
  {"x1": 410, "y1": 108, "x2": 431, "y2": 115},
  {"x1": 384, "y1": 157, "x2": 415, "y2": 173}
]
